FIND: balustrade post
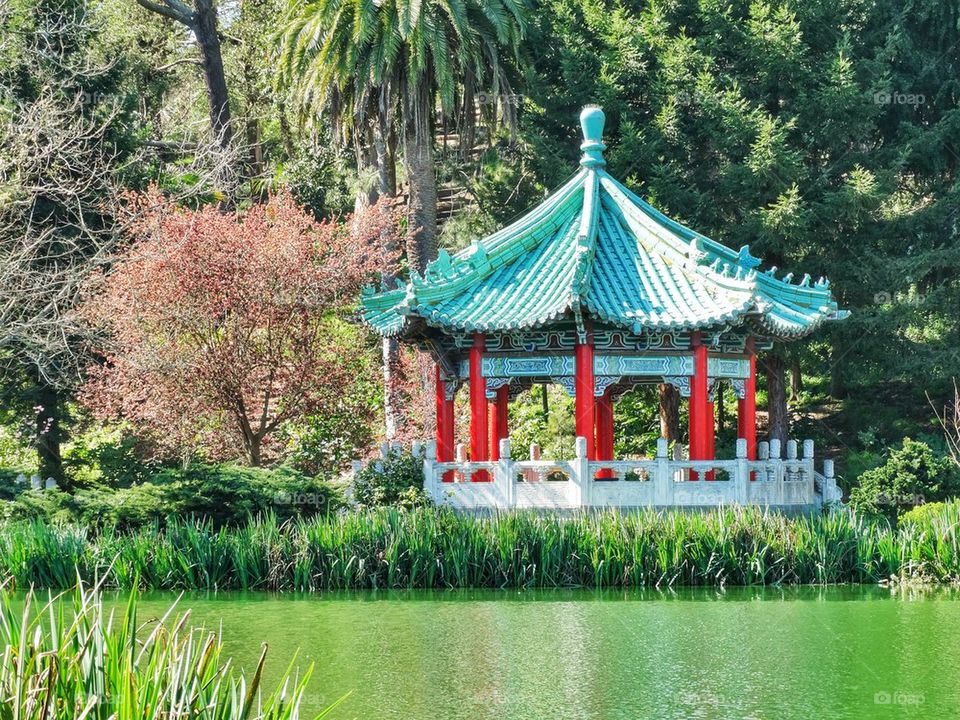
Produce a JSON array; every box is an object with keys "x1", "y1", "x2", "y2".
[
  {"x1": 424, "y1": 440, "x2": 438, "y2": 502},
  {"x1": 821, "y1": 458, "x2": 841, "y2": 508},
  {"x1": 769, "y1": 439, "x2": 783, "y2": 505},
  {"x1": 786, "y1": 439, "x2": 797, "y2": 460},
  {"x1": 735, "y1": 439, "x2": 749, "y2": 504},
  {"x1": 575, "y1": 436, "x2": 590, "y2": 508},
  {"x1": 655, "y1": 437, "x2": 671, "y2": 506},
  {"x1": 497, "y1": 438, "x2": 514, "y2": 508},
  {"x1": 803, "y1": 439, "x2": 815, "y2": 502},
  {"x1": 455, "y1": 443, "x2": 467, "y2": 482}
]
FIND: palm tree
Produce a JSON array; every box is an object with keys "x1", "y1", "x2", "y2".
[{"x1": 276, "y1": 0, "x2": 527, "y2": 273}]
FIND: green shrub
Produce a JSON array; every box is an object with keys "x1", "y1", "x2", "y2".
[
  {"x1": 898, "y1": 501, "x2": 947, "y2": 527},
  {"x1": 849, "y1": 439, "x2": 960, "y2": 520},
  {"x1": 151, "y1": 464, "x2": 343, "y2": 526},
  {"x1": 351, "y1": 450, "x2": 428, "y2": 508},
  {"x1": 0, "y1": 464, "x2": 343, "y2": 530}
]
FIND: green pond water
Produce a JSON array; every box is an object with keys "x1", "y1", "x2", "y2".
[{"x1": 57, "y1": 587, "x2": 960, "y2": 718}]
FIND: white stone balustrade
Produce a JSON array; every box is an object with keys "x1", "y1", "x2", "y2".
[{"x1": 353, "y1": 436, "x2": 843, "y2": 510}]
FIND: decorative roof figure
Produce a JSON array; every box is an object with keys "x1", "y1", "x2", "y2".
[{"x1": 363, "y1": 106, "x2": 847, "y2": 342}]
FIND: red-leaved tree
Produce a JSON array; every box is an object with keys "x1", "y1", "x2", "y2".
[{"x1": 83, "y1": 190, "x2": 399, "y2": 466}]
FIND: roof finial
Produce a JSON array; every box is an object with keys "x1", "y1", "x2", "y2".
[{"x1": 579, "y1": 105, "x2": 606, "y2": 168}]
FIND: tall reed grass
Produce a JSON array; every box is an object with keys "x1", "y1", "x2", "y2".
[
  {"x1": 0, "y1": 580, "x2": 342, "y2": 718},
  {"x1": 0, "y1": 505, "x2": 957, "y2": 590}
]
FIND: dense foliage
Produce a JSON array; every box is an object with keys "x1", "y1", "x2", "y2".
[
  {"x1": 351, "y1": 449, "x2": 429, "y2": 509},
  {"x1": 82, "y1": 192, "x2": 396, "y2": 466},
  {"x1": 2, "y1": 505, "x2": 960, "y2": 590},
  {"x1": 0, "y1": 465, "x2": 341, "y2": 530},
  {"x1": 1, "y1": 0, "x2": 960, "y2": 503},
  {"x1": 849, "y1": 439, "x2": 960, "y2": 520}
]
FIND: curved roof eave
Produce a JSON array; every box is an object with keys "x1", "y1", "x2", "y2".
[{"x1": 360, "y1": 105, "x2": 847, "y2": 341}]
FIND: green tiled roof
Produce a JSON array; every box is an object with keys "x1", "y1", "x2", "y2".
[{"x1": 362, "y1": 106, "x2": 847, "y2": 340}]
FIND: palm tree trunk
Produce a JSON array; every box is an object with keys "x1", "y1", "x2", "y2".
[
  {"x1": 355, "y1": 110, "x2": 405, "y2": 439},
  {"x1": 401, "y1": 76, "x2": 438, "y2": 274}
]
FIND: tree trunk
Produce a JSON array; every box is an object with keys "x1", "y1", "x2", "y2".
[
  {"x1": 248, "y1": 435, "x2": 262, "y2": 466},
  {"x1": 659, "y1": 383, "x2": 680, "y2": 441},
  {"x1": 461, "y1": 74, "x2": 476, "y2": 161},
  {"x1": 354, "y1": 124, "x2": 380, "y2": 213},
  {"x1": 35, "y1": 381, "x2": 64, "y2": 488},
  {"x1": 789, "y1": 355, "x2": 803, "y2": 401},
  {"x1": 193, "y1": 0, "x2": 232, "y2": 149},
  {"x1": 401, "y1": 76, "x2": 438, "y2": 274},
  {"x1": 354, "y1": 109, "x2": 404, "y2": 439},
  {"x1": 765, "y1": 353, "x2": 789, "y2": 442}
]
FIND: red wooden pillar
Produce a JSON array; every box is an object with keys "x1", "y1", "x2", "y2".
[
  {"x1": 705, "y1": 398, "x2": 716, "y2": 481},
  {"x1": 688, "y1": 331, "x2": 711, "y2": 479},
  {"x1": 469, "y1": 334, "x2": 489, "y2": 480},
  {"x1": 574, "y1": 323, "x2": 596, "y2": 460},
  {"x1": 489, "y1": 385, "x2": 509, "y2": 460},
  {"x1": 595, "y1": 387, "x2": 614, "y2": 477},
  {"x1": 435, "y1": 364, "x2": 455, "y2": 482},
  {"x1": 738, "y1": 338, "x2": 758, "y2": 471}
]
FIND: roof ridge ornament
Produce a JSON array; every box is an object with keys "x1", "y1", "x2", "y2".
[
  {"x1": 687, "y1": 237, "x2": 707, "y2": 266},
  {"x1": 579, "y1": 105, "x2": 606, "y2": 168},
  {"x1": 737, "y1": 244, "x2": 762, "y2": 269}
]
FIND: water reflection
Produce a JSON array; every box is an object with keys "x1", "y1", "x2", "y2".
[{"x1": 10, "y1": 585, "x2": 960, "y2": 719}]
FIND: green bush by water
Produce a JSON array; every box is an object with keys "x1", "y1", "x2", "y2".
[
  {"x1": 0, "y1": 505, "x2": 958, "y2": 590},
  {"x1": 351, "y1": 449, "x2": 428, "y2": 509},
  {"x1": 0, "y1": 465, "x2": 342, "y2": 529},
  {"x1": 0, "y1": 581, "x2": 341, "y2": 719},
  {"x1": 849, "y1": 439, "x2": 960, "y2": 520}
]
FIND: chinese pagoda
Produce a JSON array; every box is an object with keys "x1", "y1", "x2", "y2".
[{"x1": 361, "y1": 106, "x2": 846, "y2": 509}]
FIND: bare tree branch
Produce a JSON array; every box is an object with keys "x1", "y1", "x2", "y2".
[{"x1": 132, "y1": 0, "x2": 194, "y2": 26}]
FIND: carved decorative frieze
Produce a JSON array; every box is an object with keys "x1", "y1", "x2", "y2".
[
  {"x1": 594, "y1": 375, "x2": 621, "y2": 397},
  {"x1": 484, "y1": 377, "x2": 512, "y2": 400},
  {"x1": 443, "y1": 380, "x2": 460, "y2": 401},
  {"x1": 662, "y1": 376, "x2": 691, "y2": 397},
  {"x1": 551, "y1": 376, "x2": 577, "y2": 397}
]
